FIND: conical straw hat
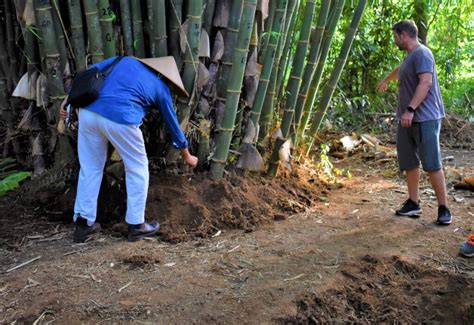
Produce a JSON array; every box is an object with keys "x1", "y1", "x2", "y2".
[{"x1": 134, "y1": 56, "x2": 189, "y2": 98}]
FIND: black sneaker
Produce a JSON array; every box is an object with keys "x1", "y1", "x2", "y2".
[
  {"x1": 437, "y1": 205, "x2": 452, "y2": 225},
  {"x1": 396, "y1": 198, "x2": 422, "y2": 217},
  {"x1": 73, "y1": 217, "x2": 101, "y2": 242},
  {"x1": 128, "y1": 221, "x2": 160, "y2": 242}
]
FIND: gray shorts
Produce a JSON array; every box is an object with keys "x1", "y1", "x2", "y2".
[{"x1": 396, "y1": 119, "x2": 442, "y2": 172}]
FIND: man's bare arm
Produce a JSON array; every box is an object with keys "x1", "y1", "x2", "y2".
[
  {"x1": 377, "y1": 66, "x2": 400, "y2": 92},
  {"x1": 408, "y1": 72, "x2": 433, "y2": 109}
]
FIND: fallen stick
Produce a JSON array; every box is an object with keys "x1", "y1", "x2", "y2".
[
  {"x1": 6, "y1": 256, "x2": 42, "y2": 273},
  {"x1": 284, "y1": 273, "x2": 305, "y2": 282},
  {"x1": 118, "y1": 281, "x2": 133, "y2": 293}
]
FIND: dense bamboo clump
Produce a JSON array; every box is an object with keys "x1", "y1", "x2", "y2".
[{"x1": 0, "y1": 0, "x2": 367, "y2": 181}]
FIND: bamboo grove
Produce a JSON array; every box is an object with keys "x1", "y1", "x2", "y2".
[{"x1": 0, "y1": 0, "x2": 367, "y2": 181}]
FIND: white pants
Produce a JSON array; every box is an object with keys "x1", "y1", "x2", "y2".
[{"x1": 74, "y1": 109, "x2": 149, "y2": 225}]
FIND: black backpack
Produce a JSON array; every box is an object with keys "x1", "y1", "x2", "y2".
[{"x1": 66, "y1": 56, "x2": 124, "y2": 108}]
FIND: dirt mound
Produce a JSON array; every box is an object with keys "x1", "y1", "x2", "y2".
[
  {"x1": 143, "y1": 170, "x2": 319, "y2": 242},
  {"x1": 0, "y1": 168, "x2": 322, "y2": 244},
  {"x1": 279, "y1": 255, "x2": 473, "y2": 324}
]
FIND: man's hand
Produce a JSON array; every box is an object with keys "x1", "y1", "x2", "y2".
[
  {"x1": 377, "y1": 80, "x2": 389, "y2": 92},
  {"x1": 184, "y1": 155, "x2": 198, "y2": 169},
  {"x1": 400, "y1": 111, "x2": 414, "y2": 128},
  {"x1": 59, "y1": 97, "x2": 68, "y2": 121},
  {"x1": 180, "y1": 148, "x2": 198, "y2": 169}
]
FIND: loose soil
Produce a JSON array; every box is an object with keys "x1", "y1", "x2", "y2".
[{"x1": 0, "y1": 137, "x2": 473, "y2": 323}]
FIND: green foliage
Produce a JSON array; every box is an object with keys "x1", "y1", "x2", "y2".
[
  {"x1": 0, "y1": 171, "x2": 31, "y2": 197},
  {"x1": 317, "y1": 144, "x2": 335, "y2": 182},
  {"x1": 316, "y1": 144, "x2": 352, "y2": 182}
]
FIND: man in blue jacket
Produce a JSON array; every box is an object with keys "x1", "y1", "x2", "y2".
[{"x1": 60, "y1": 56, "x2": 197, "y2": 242}]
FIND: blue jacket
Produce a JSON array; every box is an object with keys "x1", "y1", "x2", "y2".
[{"x1": 84, "y1": 56, "x2": 188, "y2": 149}]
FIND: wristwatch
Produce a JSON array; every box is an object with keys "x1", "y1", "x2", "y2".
[{"x1": 406, "y1": 106, "x2": 416, "y2": 113}]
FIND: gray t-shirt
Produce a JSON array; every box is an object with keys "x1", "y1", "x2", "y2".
[{"x1": 397, "y1": 44, "x2": 445, "y2": 122}]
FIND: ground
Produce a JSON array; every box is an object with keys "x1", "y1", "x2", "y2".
[{"x1": 0, "y1": 134, "x2": 473, "y2": 323}]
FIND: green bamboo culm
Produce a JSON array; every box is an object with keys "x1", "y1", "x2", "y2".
[
  {"x1": 203, "y1": 0, "x2": 216, "y2": 33},
  {"x1": 98, "y1": 0, "x2": 117, "y2": 58},
  {"x1": 210, "y1": 0, "x2": 258, "y2": 180},
  {"x1": 67, "y1": 0, "x2": 87, "y2": 71},
  {"x1": 24, "y1": 27, "x2": 40, "y2": 77},
  {"x1": 259, "y1": 0, "x2": 277, "y2": 64},
  {"x1": 216, "y1": 0, "x2": 244, "y2": 101},
  {"x1": 51, "y1": 0, "x2": 68, "y2": 73},
  {"x1": 130, "y1": 0, "x2": 145, "y2": 57},
  {"x1": 4, "y1": 0, "x2": 18, "y2": 83},
  {"x1": 258, "y1": 0, "x2": 299, "y2": 141},
  {"x1": 298, "y1": 0, "x2": 345, "y2": 139},
  {"x1": 180, "y1": 0, "x2": 202, "y2": 100},
  {"x1": 276, "y1": 0, "x2": 302, "y2": 100},
  {"x1": 33, "y1": 0, "x2": 76, "y2": 166},
  {"x1": 291, "y1": 0, "x2": 331, "y2": 144},
  {"x1": 165, "y1": 0, "x2": 203, "y2": 162},
  {"x1": 308, "y1": 0, "x2": 367, "y2": 139},
  {"x1": 147, "y1": 1, "x2": 154, "y2": 56},
  {"x1": 119, "y1": 0, "x2": 134, "y2": 55},
  {"x1": 83, "y1": 0, "x2": 104, "y2": 63},
  {"x1": 0, "y1": 21, "x2": 8, "y2": 106},
  {"x1": 152, "y1": 0, "x2": 168, "y2": 57},
  {"x1": 247, "y1": 0, "x2": 287, "y2": 136},
  {"x1": 33, "y1": 0, "x2": 66, "y2": 122},
  {"x1": 169, "y1": 0, "x2": 183, "y2": 67},
  {"x1": 268, "y1": 0, "x2": 317, "y2": 176}
]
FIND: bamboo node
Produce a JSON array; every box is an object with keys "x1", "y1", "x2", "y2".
[
  {"x1": 227, "y1": 90, "x2": 242, "y2": 94},
  {"x1": 219, "y1": 127, "x2": 235, "y2": 132}
]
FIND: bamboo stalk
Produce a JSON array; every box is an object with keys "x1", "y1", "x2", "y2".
[
  {"x1": 4, "y1": 0, "x2": 19, "y2": 83},
  {"x1": 203, "y1": 0, "x2": 216, "y2": 34},
  {"x1": 258, "y1": 0, "x2": 299, "y2": 141},
  {"x1": 169, "y1": 0, "x2": 183, "y2": 67},
  {"x1": 247, "y1": 0, "x2": 287, "y2": 135},
  {"x1": 98, "y1": 0, "x2": 117, "y2": 58},
  {"x1": 210, "y1": 0, "x2": 258, "y2": 179},
  {"x1": 292, "y1": 0, "x2": 331, "y2": 144},
  {"x1": 258, "y1": 0, "x2": 277, "y2": 64},
  {"x1": 83, "y1": 0, "x2": 104, "y2": 63},
  {"x1": 120, "y1": 0, "x2": 134, "y2": 55},
  {"x1": 152, "y1": 0, "x2": 167, "y2": 57},
  {"x1": 34, "y1": 0, "x2": 75, "y2": 166},
  {"x1": 165, "y1": 0, "x2": 203, "y2": 162},
  {"x1": 147, "y1": 1, "x2": 154, "y2": 56},
  {"x1": 216, "y1": 0, "x2": 244, "y2": 101},
  {"x1": 67, "y1": 0, "x2": 87, "y2": 71},
  {"x1": 268, "y1": 0, "x2": 317, "y2": 176},
  {"x1": 51, "y1": 0, "x2": 68, "y2": 72},
  {"x1": 131, "y1": 0, "x2": 145, "y2": 57},
  {"x1": 275, "y1": 0, "x2": 301, "y2": 100},
  {"x1": 308, "y1": 0, "x2": 367, "y2": 138},
  {"x1": 33, "y1": 0, "x2": 65, "y2": 121},
  {"x1": 298, "y1": 0, "x2": 345, "y2": 139}
]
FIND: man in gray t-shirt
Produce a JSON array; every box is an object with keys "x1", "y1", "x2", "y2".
[{"x1": 378, "y1": 20, "x2": 452, "y2": 225}]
